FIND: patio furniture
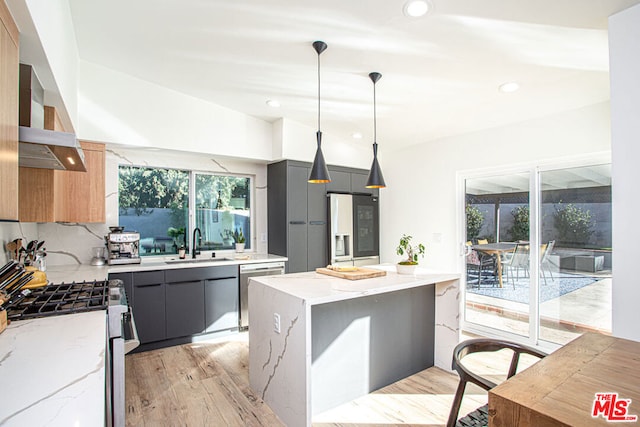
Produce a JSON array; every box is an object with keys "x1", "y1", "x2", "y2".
[
  {"x1": 503, "y1": 243, "x2": 530, "y2": 288},
  {"x1": 574, "y1": 254, "x2": 604, "y2": 272},
  {"x1": 472, "y1": 243, "x2": 517, "y2": 288},
  {"x1": 446, "y1": 338, "x2": 547, "y2": 427},
  {"x1": 153, "y1": 237, "x2": 174, "y2": 253},
  {"x1": 466, "y1": 244, "x2": 496, "y2": 288},
  {"x1": 540, "y1": 240, "x2": 555, "y2": 285},
  {"x1": 477, "y1": 239, "x2": 488, "y2": 245}
]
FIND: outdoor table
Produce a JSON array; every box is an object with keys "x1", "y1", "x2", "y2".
[{"x1": 472, "y1": 242, "x2": 517, "y2": 288}]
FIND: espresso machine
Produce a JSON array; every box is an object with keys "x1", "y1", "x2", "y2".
[{"x1": 106, "y1": 228, "x2": 141, "y2": 265}]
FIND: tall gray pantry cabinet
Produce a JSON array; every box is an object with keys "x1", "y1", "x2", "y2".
[{"x1": 267, "y1": 160, "x2": 378, "y2": 273}]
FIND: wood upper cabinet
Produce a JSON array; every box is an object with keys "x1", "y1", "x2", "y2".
[
  {"x1": 0, "y1": 1, "x2": 19, "y2": 221},
  {"x1": 54, "y1": 140, "x2": 105, "y2": 223},
  {"x1": 19, "y1": 106, "x2": 106, "y2": 223}
]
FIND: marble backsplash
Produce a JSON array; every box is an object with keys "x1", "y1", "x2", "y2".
[{"x1": 0, "y1": 221, "x2": 109, "y2": 266}]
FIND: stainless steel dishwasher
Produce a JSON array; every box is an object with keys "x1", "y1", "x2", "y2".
[{"x1": 239, "y1": 261, "x2": 285, "y2": 329}]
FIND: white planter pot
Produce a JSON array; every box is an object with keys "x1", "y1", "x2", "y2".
[
  {"x1": 235, "y1": 243, "x2": 245, "y2": 253},
  {"x1": 396, "y1": 263, "x2": 417, "y2": 275}
]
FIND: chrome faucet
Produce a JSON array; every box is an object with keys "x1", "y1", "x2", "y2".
[{"x1": 192, "y1": 227, "x2": 202, "y2": 258}]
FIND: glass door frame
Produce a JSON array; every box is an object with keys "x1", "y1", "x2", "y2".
[{"x1": 458, "y1": 153, "x2": 611, "y2": 351}]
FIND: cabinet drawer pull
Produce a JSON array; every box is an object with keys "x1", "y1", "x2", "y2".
[
  {"x1": 289, "y1": 221, "x2": 307, "y2": 225},
  {"x1": 309, "y1": 221, "x2": 326, "y2": 225},
  {"x1": 167, "y1": 280, "x2": 201, "y2": 285},
  {"x1": 135, "y1": 283, "x2": 162, "y2": 288},
  {"x1": 207, "y1": 276, "x2": 237, "y2": 281}
]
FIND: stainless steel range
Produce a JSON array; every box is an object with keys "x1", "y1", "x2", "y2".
[{"x1": 6, "y1": 279, "x2": 139, "y2": 427}]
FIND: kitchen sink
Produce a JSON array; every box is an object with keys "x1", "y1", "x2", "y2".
[{"x1": 164, "y1": 257, "x2": 230, "y2": 264}]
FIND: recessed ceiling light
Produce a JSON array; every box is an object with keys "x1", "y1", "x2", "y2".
[
  {"x1": 403, "y1": 0, "x2": 430, "y2": 17},
  {"x1": 499, "y1": 82, "x2": 520, "y2": 93},
  {"x1": 266, "y1": 99, "x2": 280, "y2": 108},
  {"x1": 352, "y1": 132, "x2": 363, "y2": 139}
]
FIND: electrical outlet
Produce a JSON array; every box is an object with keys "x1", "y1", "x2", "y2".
[
  {"x1": 261, "y1": 233, "x2": 267, "y2": 243},
  {"x1": 273, "y1": 313, "x2": 281, "y2": 334}
]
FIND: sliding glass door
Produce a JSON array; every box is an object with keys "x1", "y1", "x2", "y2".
[
  {"x1": 463, "y1": 172, "x2": 531, "y2": 338},
  {"x1": 462, "y1": 163, "x2": 612, "y2": 347},
  {"x1": 538, "y1": 164, "x2": 612, "y2": 345}
]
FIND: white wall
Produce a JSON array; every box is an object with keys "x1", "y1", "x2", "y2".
[
  {"x1": 379, "y1": 102, "x2": 611, "y2": 272},
  {"x1": 277, "y1": 118, "x2": 372, "y2": 170},
  {"x1": 77, "y1": 60, "x2": 274, "y2": 160},
  {"x1": 609, "y1": 3, "x2": 640, "y2": 342}
]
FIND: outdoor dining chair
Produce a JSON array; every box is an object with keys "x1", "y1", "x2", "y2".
[
  {"x1": 502, "y1": 243, "x2": 530, "y2": 288},
  {"x1": 466, "y1": 242, "x2": 496, "y2": 288},
  {"x1": 540, "y1": 240, "x2": 556, "y2": 286}
]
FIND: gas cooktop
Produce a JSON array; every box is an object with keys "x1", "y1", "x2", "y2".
[{"x1": 6, "y1": 280, "x2": 109, "y2": 321}]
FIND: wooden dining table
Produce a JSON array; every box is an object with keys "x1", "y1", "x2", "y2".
[
  {"x1": 489, "y1": 332, "x2": 640, "y2": 426},
  {"x1": 472, "y1": 242, "x2": 517, "y2": 288}
]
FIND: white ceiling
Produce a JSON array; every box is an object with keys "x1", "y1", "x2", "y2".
[{"x1": 67, "y1": 0, "x2": 640, "y2": 151}]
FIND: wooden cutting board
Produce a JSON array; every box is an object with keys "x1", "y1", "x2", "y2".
[{"x1": 315, "y1": 267, "x2": 386, "y2": 280}]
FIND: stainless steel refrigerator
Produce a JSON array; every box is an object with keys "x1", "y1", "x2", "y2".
[{"x1": 328, "y1": 193, "x2": 380, "y2": 267}]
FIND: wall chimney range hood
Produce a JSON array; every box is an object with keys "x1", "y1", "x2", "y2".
[
  {"x1": 19, "y1": 126, "x2": 86, "y2": 171},
  {"x1": 18, "y1": 64, "x2": 86, "y2": 172}
]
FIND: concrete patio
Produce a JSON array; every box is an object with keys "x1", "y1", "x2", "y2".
[{"x1": 465, "y1": 270, "x2": 612, "y2": 345}]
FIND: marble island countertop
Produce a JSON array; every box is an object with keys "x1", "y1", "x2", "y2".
[
  {"x1": 248, "y1": 264, "x2": 460, "y2": 306},
  {"x1": 0, "y1": 311, "x2": 107, "y2": 427}
]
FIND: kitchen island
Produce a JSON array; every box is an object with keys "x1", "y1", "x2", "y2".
[{"x1": 248, "y1": 266, "x2": 460, "y2": 427}]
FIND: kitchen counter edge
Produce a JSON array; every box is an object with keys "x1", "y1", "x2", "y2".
[{"x1": 44, "y1": 254, "x2": 288, "y2": 283}]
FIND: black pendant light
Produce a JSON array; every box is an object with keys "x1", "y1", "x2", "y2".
[
  {"x1": 308, "y1": 41, "x2": 331, "y2": 183},
  {"x1": 366, "y1": 72, "x2": 386, "y2": 189}
]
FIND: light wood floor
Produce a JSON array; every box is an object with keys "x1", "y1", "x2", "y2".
[{"x1": 126, "y1": 333, "x2": 539, "y2": 426}]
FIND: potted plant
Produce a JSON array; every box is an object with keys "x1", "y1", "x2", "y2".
[
  {"x1": 233, "y1": 228, "x2": 246, "y2": 252},
  {"x1": 396, "y1": 234, "x2": 425, "y2": 274}
]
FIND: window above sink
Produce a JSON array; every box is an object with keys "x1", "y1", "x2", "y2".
[{"x1": 118, "y1": 165, "x2": 252, "y2": 257}]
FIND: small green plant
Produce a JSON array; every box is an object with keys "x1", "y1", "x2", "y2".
[
  {"x1": 167, "y1": 227, "x2": 185, "y2": 239},
  {"x1": 396, "y1": 234, "x2": 425, "y2": 265},
  {"x1": 233, "y1": 228, "x2": 246, "y2": 243},
  {"x1": 466, "y1": 205, "x2": 484, "y2": 242},
  {"x1": 508, "y1": 205, "x2": 529, "y2": 242}
]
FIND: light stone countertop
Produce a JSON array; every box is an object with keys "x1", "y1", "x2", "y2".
[
  {"x1": 43, "y1": 253, "x2": 287, "y2": 283},
  {"x1": 248, "y1": 264, "x2": 459, "y2": 306},
  {"x1": 0, "y1": 311, "x2": 107, "y2": 427}
]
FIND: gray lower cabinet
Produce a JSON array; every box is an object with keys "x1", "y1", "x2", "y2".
[
  {"x1": 109, "y1": 265, "x2": 239, "y2": 347},
  {"x1": 131, "y1": 270, "x2": 166, "y2": 344},
  {"x1": 165, "y1": 279, "x2": 205, "y2": 339}
]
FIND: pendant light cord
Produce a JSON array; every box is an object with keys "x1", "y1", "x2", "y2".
[
  {"x1": 373, "y1": 80, "x2": 377, "y2": 144},
  {"x1": 317, "y1": 50, "x2": 321, "y2": 132}
]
